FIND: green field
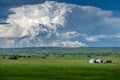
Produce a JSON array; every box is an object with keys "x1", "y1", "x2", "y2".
[{"x1": 0, "y1": 54, "x2": 120, "y2": 80}]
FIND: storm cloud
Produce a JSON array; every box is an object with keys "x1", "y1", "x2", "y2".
[{"x1": 0, "y1": 1, "x2": 120, "y2": 47}]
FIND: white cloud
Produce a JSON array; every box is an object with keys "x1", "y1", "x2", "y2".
[
  {"x1": 104, "y1": 18, "x2": 120, "y2": 28},
  {"x1": 86, "y1": 36, "x2": 98, "y2": 42},
  {"x1": 56, "y1": 31, "x2": 81, "y2": 40},
  {"x1": 0, "y1": 24, "x2": 23, "y2": 38},
  {"x1": 86, "y1": 35, "x2": 107, "y2": 42},
  {"x1": 86, "y1": 34, "x2": 120, "y2": 42},
  {"x1": 50, "y1": 41, "x2": 87, "y2": 47},
  {"x1": 0, "y1": 1, "x2": 120, "y2": 47}
]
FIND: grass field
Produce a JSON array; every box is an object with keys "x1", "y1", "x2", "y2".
[{"x1": 0, "y1": 54, "x2": 120, "y2": 80}]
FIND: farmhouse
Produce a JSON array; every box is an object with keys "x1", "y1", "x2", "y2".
[{"x1": 89, "y1": 59, "x2": 96, "y2": 63}]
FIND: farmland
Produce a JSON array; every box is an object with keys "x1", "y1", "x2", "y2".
[{"x1": 0, "y1": 47, "x2": 120, "y2": 80}]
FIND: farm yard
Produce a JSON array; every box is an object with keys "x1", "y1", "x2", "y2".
[{"x1": 0, "y1": 51, "x2": 120, "y2": 80}]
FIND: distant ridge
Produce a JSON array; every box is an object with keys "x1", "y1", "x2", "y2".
[{"x1": 0, "y1": 47, "x2": 120, "y2": 54}]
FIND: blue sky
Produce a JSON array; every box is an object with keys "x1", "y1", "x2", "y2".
[{"x1": 0, "y1": 0, "x2": 120, "y2": 47}]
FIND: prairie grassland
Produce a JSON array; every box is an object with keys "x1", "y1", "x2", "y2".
[{"x1": 0, "y1": 56, "x2": 120, "y2": 80}]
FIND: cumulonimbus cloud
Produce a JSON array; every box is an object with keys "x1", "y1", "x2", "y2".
[{"x1": 0, "y1": 1, "x2": 120, "y2": 47}]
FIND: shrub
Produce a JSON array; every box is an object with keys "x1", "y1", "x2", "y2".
[{"x1": 9, "y1": 55, "x2": 18, "y2": 60}]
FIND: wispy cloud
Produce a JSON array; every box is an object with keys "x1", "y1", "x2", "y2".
[{"x1": 86, "y1": 34, "x2": 120, "y2": 42}]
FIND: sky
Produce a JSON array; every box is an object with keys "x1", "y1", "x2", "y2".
[{"x1": 0, "y1": 0, "x2": 120, "y2": 47}]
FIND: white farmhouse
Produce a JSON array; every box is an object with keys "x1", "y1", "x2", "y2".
[{"x1": 89, "y1": 59, "x2": 96, "y2": 63}]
